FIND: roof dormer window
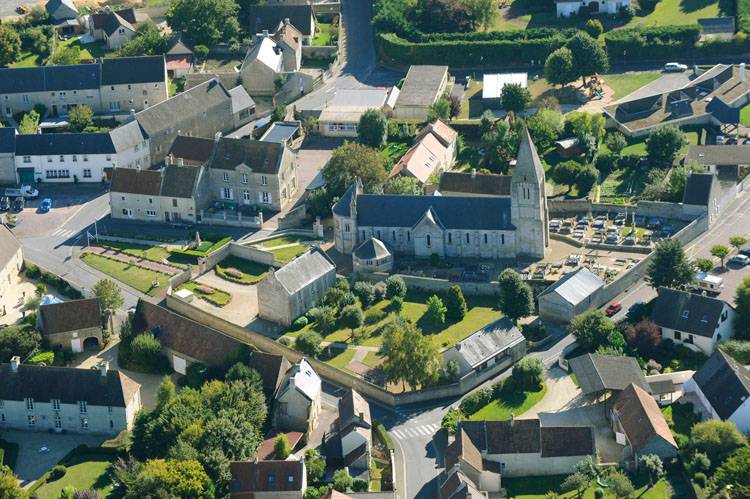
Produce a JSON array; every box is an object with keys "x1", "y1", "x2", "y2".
[{"x1": 682, "y1": 310, "x2": 689, "y2": 319}]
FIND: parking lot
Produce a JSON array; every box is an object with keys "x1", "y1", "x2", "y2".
[{"x1": 712, "y1": 259, "x2": 750, "y2": 304}]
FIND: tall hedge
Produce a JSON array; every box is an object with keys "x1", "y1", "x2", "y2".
[
  {"x1": 604, "y1": 25, "x2": 701, "y2": 62},
  {"x1": 739, "y1": 0, "x2": 750, "y2": 33}
]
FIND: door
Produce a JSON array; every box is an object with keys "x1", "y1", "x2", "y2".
[
  {"x1": 52, "y1": 105, "x2": 58, "y2": 116},
  {"x1": 173, "y1": 355, "x2": 187, "y2": 375},
  {"x1": 18, "y1": 168, "x2": 34, "y2": 184},
  {"x1": 71, "y1": 338, "x2": 82, "y2": 353},
  {"x1": 164, "y1": 212, "x2": 170, "y2": 222}
]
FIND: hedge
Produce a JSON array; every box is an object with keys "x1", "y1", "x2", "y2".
[
  {"x1": 413, "y1": 27, "x2": 581, "y2": 43},
  {"x1": 23, "y1": 262, "x2": 83, "y2": 299},
  {"x1": 604, "y1": 25, "x2": 701, "y2": 62},
  {"x1": 373, "y1": 421, "x2": 395, "y2": 451},
  {"x1": 740, "y1": 0, "x2": 750, "y2": 33}
]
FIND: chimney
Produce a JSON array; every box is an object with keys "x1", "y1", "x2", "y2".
[
  {"x1": 509, "y1": 412, "x2": 515, "y2": 427},
  {"x1": 10, "y1": 356, "x2": 20, "y2": 372},
  {"x1": 214, "y1": 131, "x2": 222, "y2": 143},
  {"x1": 359, "y1": 411, "x2": 364, "y2": 421},
  {"x1": 471, "y1": 168, "x2": 476, "y2": 179},
  {"x1": 262, "y1": 29, "x2": 269, "y2": 37},
  {"x1": 99, "y1": 360, "x2": 109, "y2": 377},
  {"x1": 741, "y1": 63, "x2": 746, "y2": 82}
]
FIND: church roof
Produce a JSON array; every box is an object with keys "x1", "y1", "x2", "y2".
[{"x1": 515, "y1": 128, "x2": 545, "y2": 184}]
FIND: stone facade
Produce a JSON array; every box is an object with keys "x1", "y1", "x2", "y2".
[{"x1": 0, "y1": 226, "x2": 22, "y2": 300}]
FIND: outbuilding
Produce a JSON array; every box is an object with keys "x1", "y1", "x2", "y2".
[{"x1": 538, "y1": 267, "x2": 604, "y2": 323}]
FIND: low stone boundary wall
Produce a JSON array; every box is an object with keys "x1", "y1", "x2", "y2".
[
  {"x1": 96, "y1": 234, "x2": 180, "y2": 247},
  {"x1": 169, "y1": 268, "x2": 193, "y2": 289},
  {"x1": 302, "y1": 46, "x2": 338, "y2": 58},
  {"x1": 358, "y1": 271, "x2": 500, "y2": 297},
  {"x1": 313, "y1": 2, "x2": 340, "y2": 15}
]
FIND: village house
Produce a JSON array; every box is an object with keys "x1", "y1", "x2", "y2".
[
  {"x1": 230, "y1": 459, "x2": 306, "y2": 499},
  {"x1": 46, "y1": 0, "x2": 78, "y2": 22},
  {"x1": 109, "y1": 168, "x2": 163, "y2": 222},
  {"x1": 257, "y1": 248, "x2": 336, "y2": 326},
  {"x1": 240, "y1": 28, "x2": 302, "y2": 97},
  {"x1": 538, "y1": 267, "x2": 605, "y2": 323},
  {"x1": 0, "y1": 128, "x2": 16, "y2": 185},
  {"x1": 327, "y1": 389, "x2": 372, "y2": 471},
  {"x1": 569, "y1": 353, "x2": 652, "y2": 400},
  {"x1": 684, "y1": 350, "x2": 750, "y2": 433},
  {"x1": 38, "y1": 298, "x2": 103, "y2": 353},
  {"x1": 0, "y1": 226, "x2": 22, "y2": 304},
  {"x1": 555, "y1": 0, "x2": 630, "y2": 17},
  {"x1": 274, "y1": 358, "x2": 322, "y2": 433},
  {"x1": 0, "y1": 56, "x2": 168, "y2": 120},
  {"x1": 394, "y1": 65, "x2": 450, "y2": 121},
  {"x1": 164, "y1": 32, "x2": 195, "y2": 77},
  {"x1": 247, "y1": 5, "x2": 316, "y2": 44},
  {"x1": 86, "y1": 7, "x2": 150, "y2": 49},
  {"x1": 316, "y1": 88, "x2": 391, "y2": 138},
  {"x1": 248, "y1": 351, "x2": 293, "y2": 400},
  {"x1": 0, "y1": 357, "x2": 141, "y2": 435},
  {"x1": 650, "y1": 287, "x2": 735, "y2": 355},
  {"x1": 166, "y1": 135, "x2": 216, "y2": 167},
  {"x1": 389, "y1": 119, "x2": 458, "y2": 184}
]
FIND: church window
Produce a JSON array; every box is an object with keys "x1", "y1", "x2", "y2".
[
  {"x1": 466, "y1": 233, "x2": 470, "y2": 244},
  {"x1": 392, "y1": 231, "x2": 396, "y2": 241},
  {"x1": 361, "y1": 230, "x2": 366, "y2": 240},
  {"x1": 344, "y1": 223, "x2": 350, "y2": 232},
  {"x1": 448, "y1": 233, "x2": 452, "y2": 244},
  {"x1": 426, "y1": 235, "x2": 431, "y2": 247},
  {"x1": 407, "y1": 231, "x2": 411, "y2": 242},
  {"x1": 377, "y1": 230, "x2": 381, "y2": 239},
  {"x1": 484, "y1": 234, "x2": 488, "y2": 244},
  {"x1": 501, "y1": 234, "x2": 505, "y2": 244}
]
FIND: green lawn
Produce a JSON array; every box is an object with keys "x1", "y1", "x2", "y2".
[
  {"x1": 33, "y1": 452, "x2": 116, "y2": 499},
  {"x1": 313, "y1": 22, "x2": 334, "y2": 46},
  {"x1": 216, "y1": 256, "x2": 268, "y2": 284},
  {"x1": 741, "y1": 103, "x2": 750, "y2": 127},
  {"x1": 661, "y1": 402, "x2": 700, "y2": 441},
  {"x1": 271, "y1": 244, "x2": 312, "y2": 264},
  {"x1": 362, "y1": 350, "x2": 384, "y2": 368},
  {"x1": 322, "y1": 347, "x2": 356, "y2": 372},
  {"x1": 178, "y1": 281, "x2": 232, "y2": 307},
  {"x1": 302, "y1": 56, "x2": 336, "y2": 69},
  {"x1": 503, "y1": 473, "x2": 670, "y2": 498},
  {"x1": 254, "y1": 235, "x2": 316, "y2": 264},
  {"x1": 256, "y1": 235, "x2": 315, "y2": 248},
  {"x1": 603, "y1": 72, "x2": 661, "y2": 100},
  {"x1": 468, "y1": 383, "x2": 547, "y2": 421},
  {"x1": 12, "y1": 38, "x2": 108, "y2": 68},
  {"x1": 625, "y1": 0, "x2": 722, "y2": 28},
  {"x1": 381, "y1": 142, "x2": 411, "y2": 169},
  {"x1": 81, "y1": 253, "x2": 170, "y2": 296},
  {"x1": 99, "y1": 241, "x2": 171, "y2": 262},
  {"x1": 288, "y1": 292, "x2": 503, "y2": 350},
  {"x1": 204, "y1": 56, "x2": 243, "y2": 72}
]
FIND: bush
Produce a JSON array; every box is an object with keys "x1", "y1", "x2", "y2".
[
  {"x1": 364, "y1": 309, "x2": 386, "y2": 325},
  {"x1": 511, "y1": 357, "x2": 544, "y2": 390},
  {"x1": 739, "y1": 0, "x2": 750, "y2": 32},
  {"x1": 390, "y1": 296, "x2": 404, "y2": 313},
  {"x1": 594, "y1": 487, "x2": 605, "y2": 499},
  {"x1": 373, "y1": 281, "x2": 387, "y2": 302},
  {"x1": 694, "y1": 472, "x2": 707, "y2": 488},
  {"x1": 296, "y1": 330, "x2": 323, "y2": 357},
  {"x1": 385, "y1": 275, "x2": 407, "y2": 299},
  {"x1": 278, "y1": 336, "x2": 291, "y2": 346},
  {"x1": 352, "y1": 478, "x2": 368, "y2": 492},
  {"x1": 459, "y1": 386, "x2": 493, "y2": 415},
  {"x1": 584, "y1": 19, "x2": 603, "y2": 39},
  {"x1": 353, "y1": 281, "x2": 376, "y2": 308},
  {"x1": 122, "y1": 333, "x2": 171, "y2": 374},
  {"x1": 604, "y1": 25, "x2": 701, "y2": 63},
  {"x1": 194, "y1": 285, "x2": 215, "y2": 295},
  {"x1": 28, "y1": 351, "x2": 55, "y2": 365},
  {"x1": 292, "y1": 316, "x2": 309, "y2": 330},
  {"x1": 24, "y1": 262, "x2": 41, "y2": 279},
  {"x1": 49, "y1": 465, "x2": 67, "y2": 481}
]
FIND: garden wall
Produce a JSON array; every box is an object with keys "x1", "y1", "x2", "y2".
[
  {"x1": 169, "y1": 268, "x2": 193, "y2": 289},
  {"x1": 358, "y1": 271, "x2": 500, "y2": 297},
  {"x1": 313, "y1": 2, "x2": 341, "y2": 16},
  {"x1": 227, "y1": 243, "x2": 276, "y2": 266},
  {"x1": 302, "y1": 46, "x2": 338, "y2": 58}
]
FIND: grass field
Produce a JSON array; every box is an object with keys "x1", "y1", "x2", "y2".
[
  {"x1": 626, "y1": 0, "x2": 722, "y2": 28},
  {"x1": 322, "y1": 347, "x2": 357, "y2": 372},
  {"x1": 741, "y1": 103, "x2": 750, "y2": 126},
  {"x1": 99, "y1": 241, "x2": 171, "y2": 262},
  {"x1": 362, "y1": 350, "x2": 384, "y2": 368},
  {"x1": 179, "y1": 281, "x2": 232, "y2": 306},
  {"x1": 216, "y1": 256, "x2": 268, "y2": 284},
  {"x1": 81, "y1": 253, "x2": 170, "y2": 296},
  {"x1": 254, "y1": 235, "x2": 316, "y2": 264},
  {"x1": 503, "y1": 473, "x2": 670, "y2": 498},
  {"x1": 288, "y1": 292, "x2": 503, "y2": 350},
  {"x1": 313, "y1": 22, "x2": 334, "y2": 46},
  {"x1": 12, "y1": 38, "x2": 108, "y2": 68},
  {"x1": 468, "y1": 383, "x2": 547, "y2": 421},
  {"x1": 33, "y1": 452, "x2": 116, "y2": 499},
  {"x1": 604, "y1": 72, "x2": 661, "y2": 99}
]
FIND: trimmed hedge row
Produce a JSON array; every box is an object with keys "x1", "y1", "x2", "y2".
[
  {"x1": 24, "y1": 262, "x2": 83, "y2": 299},
  {"x1": 740, "y1": 0, "x2": 750, "y2": 33},
  {"x1": 604, "y1": 25, "x2": 701, "y2": 62},
  {"x1": 414, "y1": 27, "x2": 581, "y2": 43}
]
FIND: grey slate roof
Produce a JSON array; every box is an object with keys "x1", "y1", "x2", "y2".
[
  {"x1": 449, "y1": 317, "x2": 523, "y2": 369},
  {"x1": 166, "y1": 32, "x2": 194, "y2": 56},
  {"x1": 396, "y1": 65, "x2": 448, "y2": 107},
  {"x1": 102, "y1": 11, "x2": 135, "y2": 36},
  {"x1": 248, "y1": 5, "x2": 315, "y2": 36},
  {"x1": 15, "y1": 133, "x2": 115, "y2": 156},
  {"x1": 101, "y1": 56, "x2": 164, "y2": 85},
  {"x1": 332, "y1": 183, "x2": 356, "y2": 217},
  {"x1": 650, "y1": 287, "x2": 730, "y2": 338},
  {"x1": 0, "y1": 225, "x2": 21, "y2": 273},
  {"x1": 168, "y1": 135, "x2": 216, "y2": 163},
  {"x1": 210, "y1": 138, "x2": 283, "y2": 174},
  {"x1": 0, "y1": 363, "x2": 134, "y2": 407},
  {"x1": 39, "y1": 298, "x2": 101, "y2": 335},
  {"x1": 538, "y1": 267, "x2": 604, "y2": 306},
  {"x1": 438, "y1": 171, "x2": 511, "y2": 196},
  {"x1": 682, "y1": 172, "x2": 715, "y2": 206},
  {"x1": 685, "y1": 145, "x2": 750, "y2": 166},
  {"x1": 229, "y1": 85, "x2": 256, "y2": 115},
  {"x1": 160, "y1": 165, "x2": 200, "y2": 198},
  {"x1": 569, "y1": 353, "x2": 651, "y2": 395},
  {"x1": 353, "y1": 238, "x2": 391, "y2": 260},
  {"x1": 272, "y1": 247, "x2": 335, "y2": 295},
  {"x1": 109, "y1": 120, "x2": 147, "y2": 153},
  {"x1": 693, "y1": 350, "x2": 750, "y2": 419},
  {"x1": 0, "y1": 128, "x2": 16, "y2": 154},
  {"x1": 260, "y1": 121, "x2": 299, "y2": 144}
]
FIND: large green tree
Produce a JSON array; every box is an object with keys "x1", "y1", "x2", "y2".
[
  {"x1": 568, "y1": 309, "x2": 616, "y2": 351},
  {"x1": 527, "y1": 108, "x2": 564, "y2": 151},
  {"x1": 714, "y1": 446, "x2": 750, "y2": 498},
  {"x1": 382, "y1": 319, "x2": 440, "y2": 390},
  {"x1": 501, "y1": 83, "x2": 532, "y2": 113},
  {"x1": 0, "y1": 24, "x2": 21, "y2": 67},
  {"x1": 357, "y1": 109, "x2": 388, "y2": 148},
  {"x1": 117, "y1": 22, "x2": 169, "y2": 57},
  {"x1": 127, "y1": 459, "x2": 214, "y2": 499},
  {"x1": 93, "y1": 278, "x2": 124, "y2": 331},
  {"x1": 565, "y1": 33, "x2": 609, "y2": 84},
  {"x1": 646, "y1": 126, "x2": 687, "y2": 166},
  {"x1": 689, "y1": 420, "x2": 747, "y2": 464},
  {"x1": 167, "y1": 0, "x2": 240, "y2": 47},
  {"x1": 497, "y1": 269, "x2": 534, "y2": 323},
  {"x1": 384, "y1": 176, "x2": 423, "y2": 195},
  {"x1": 445, "y1": 285, "x2": 467, "y2": 321},
  {"x1": 322, "y1": 142, "x2": 387, "y2": 197},
  {"x1": 68, "y1": 104, "x2": 93, "y2": 132},
  {"x1": 544, "y1": 47, "x2": 576, "y2": 88},
  {"x1": 0, "y1": 325, "x2": 41, "y2": 363},
  {"x1": 736, "y1": 276, "x2": 750, "y2": 340},
  {"x1": 646, "y1": 239, "x2": 694, "y2": 289},
  {"x1": 464, "y1": 0, "x2": 498, "y2": 30}
]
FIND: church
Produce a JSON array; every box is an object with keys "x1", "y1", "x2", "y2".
[{"x1": 332, "y1": 129, "x2": 550, "y2": 261}]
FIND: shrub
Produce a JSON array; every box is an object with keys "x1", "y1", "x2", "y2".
[
  {"x1": 364, "y1": 309, "x2": 386, "y2": 325},
  {"x1": 296, "y1": 330, "x2": 323, "y2": 357},
  {"x1": 444, "y1": 285, "x2": 467, "y2": 321},
  {"x1": 332, "y1": 469, "x2": 353, "y2": 492},
  {"x1": 353, "y1": 281, "x2": 376, "y2": 308},
  {"x1": 292, "y1": 316, "x2": 309, "y2": 330},
  {"x1": 459, "y1": 386, "x2": 493, "y2": 415},
  {"x1": 594, "y1": 487, "x2": 605, "y2": 499},
  {"x1": 195, "y1": 285, "x2": 215, "y2": 295},
  {"x1": 373, "y1": 281, "x2": 387, "y2": 302},
  {"x1": 24, "y1": 262, "x2": 41, "y2": 279},
  {"x1": 511, "y1": 357, "x2": 544, "y2": 390},
  {"x1": 646, "y1": 359, "x2": 663, "y2": 373},
  {"x1": 694, "y1": 472, "x2": 707, "y2": 488},
  {"x1": 584, "y1": 19, "x2": 603, "y2": 39},
  {"x1": 123, "y1": 333, "x2": 171, "y2": 374},
  {"x1": 278, "y1": 336, "x2": 291, "y2": 346},
  {"x1": 49, "y1": 465, "x2": 67, "y2": 481},
  {"x1": 352, "y1": 478, "x2": 368, "y2": 492},
  {"x1": 224, "y1": 268, "x2": 243, "y2": 279},
  {"x1": 390, "y1": 296, "x2": 404, "y2": 313},
  {"x1": 385, "y1": 275, "x2": 407, "y2": 299},
  {"x1": 28, "y1": 351, "x2": 54, "y2": 365},
  {"x1": 185, "y1": 362, "x2": 209, "y2": 388}
]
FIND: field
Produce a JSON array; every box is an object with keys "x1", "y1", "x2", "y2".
[
  {"x1": 216, "y1": 256, "x2": 268, "y2": 284},
  {"x1": 252, "y1": 235, "x2": 316, "y2": 264},
  {"x1": 604, "y1": 72, "x2": 661, "y2": 100},
  {"x1": 81, "y1": 253, "x2": 170, "y2": 296},
  {"x1": 468, "y1": 383, "x2": 547, "y2": 421},
  {"x1": 11, "y1": 38, "x2": 108, "y2": 68},
  {"x1": 32, "y1": 452, "x2": 117, "y2": 499}
]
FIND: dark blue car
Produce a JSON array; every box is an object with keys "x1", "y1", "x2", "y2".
[{"x1": 39, "y1": 198, "x2": 52, "y2": 213}]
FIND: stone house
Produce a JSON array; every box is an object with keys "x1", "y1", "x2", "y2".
[
  {"x1": 684, "y1": 350, "x2": 750, "y2": 433},
  {"x1": 230, "y1": 459, "x2": 306, "y2": 499},
  {"x1": 334, "y1": 130, "x2": 549, "y2": 260},
  {"x1": 87, "y1": 8, "x2": 149, "y2": 49},
  {"x1": 248, "y1": 5, "x2": 316, "y2": 44},
  {"x1": 248, "y1": 351, "x2": 293, "y2": 400},
  {"x1": 257, "y1": 248, "x2": 336, "y2": 326},
  {"x1": 390, "y1": 119, "x2": 458, "y2": 184},
  {"x1": 274, "y1": 358, "x2": 322, "y2": 433},
  {"x1": 0, "y1": 357, "x2": 141, "y2": 435},
  {"x1": 352, "y1": 237, "x2": 393, "y2": 273},
  {"x1": 166, "y1": 135, "x2": 216, "y2": 167},
  {"x1": 108, "y1": 120, "x2": 151, "y2": 171},
  {"x1": 0, "y1": 56, "x2": 167, "y2": 119},
  {"x1": 650, "y1": 287, "x2": 735, "y2": 355},
  {"x1": 239, "y1": 30, "x2": 301, "y2": 97},
  {"x1": 538, "y1": 267, "x2": 605, "y2": 323},
  {"x1": 0, "y1": 225, "x2": 22, "y2": 303},
  {"x1": 569, "y1": 353, "x2": 651, "y2": 398},
  {"x1": 443, "y1": 428, "x2": 502, "y2": 496},
  {"x1": 165, "y1": 32, "x2": 195, "y2": 77},
  {"x1": 328, "y1": 389, "x2": 372, "y2": 471},
  {"x1": 38, "y1": 298, "x2": 103, "y2": 353},
  {"x1": 109, "y1": 168, "x2": 163, "y2": 221},
  {"x1": 610, "y1": 383, "x2": 678, "y2": 466},
  {"x1": 394, "y1": 65, "x2": 449, "y2": 121}
]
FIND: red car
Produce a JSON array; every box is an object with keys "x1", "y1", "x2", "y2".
[{"x1": 605, "y1": 302, "x2": 622, "y2": 316}]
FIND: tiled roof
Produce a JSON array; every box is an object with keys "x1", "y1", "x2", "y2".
[
  {"x1": 160, "y1": 165, "x2": 200, "y2": 199},
  {"x1": 168, "y1": 135, "x2": 216, "y2": 164},
  {"x1": 248, "y1": 351, "x2": 291, "y2": 397},
  {"x1": 90, "y1": 8, "x2": 137, "y2": 30},
  {"x1": 338, "y1": 388, "x2": 371, "y2": 429},
  {"x1": 230, "y1": 459, "x2": 305, "y2": 493},
  {"x1": 693, "y1": 350, "x2": 750, "y2": 419},
  {"x1": 438, "y1": 171, "x2": 512, "y2": 196},
  {"x1": 109, "y1": 120, "x2": 146, "y2": 153},
  {"x1": 0, "y1": 128, "x2": 16, "y2": 153},
  {"x1": 0, "y1": 64, "x2": 100, "y2": 93},
  {"x1": 39, "y1": 298, "x2": 101, "y2": 335},
  {"x1": 651, "y1": 287, "x2": 730, "y2": 338},
  {"x1": 612, "y1": 383, "x2": 677, "y2": 454},
  {"x1": 540, "y1": 426, "x2": 595, "y2": 457},
  {"x1": 0, "y1": 225, "x2": 21, "y2": 273},
  {"x1": 101, "y1": 56, "x2": 165, "y2": 85},
  {"x1": 110, "y1": 168, "x2": 161, "y2": 196},
  {"x1": 209, "y1": 137, "x2": 283, "y2": 174},
  {"x1": 353, "y1": 238, "x2": 391, "y2": 260},
  {"x1": 485, "y1": 419, "x2": 541, "y2": 454},
  {"x1": 102, "y1": 11, "x2": 135, "y2": 36},
  {"x1": 248, "y1": 4, "x2": 315, "y2": 36},
  {"x1": 569, "y1": 354, "x2": 651, "y2": 395}
]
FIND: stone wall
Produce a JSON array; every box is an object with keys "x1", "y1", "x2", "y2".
[
  {"x1": 229, "y1": 242, "x2": 277, "y2": 266},
  {"x1": 169, "y1": 268, "x2": 193, "y2": 289},
  {"x1": 358, "y1": 272, "x2": 500, "y2": 297},
  {"x1": 302, "y1": 46, "x2": 338, "y2": 59},
  {"x1": 548, "y1": 198, "x2": 703, "y2": 223},
  {"x1": 313, "y1": 2, "x2": 341, "y2": 15}
]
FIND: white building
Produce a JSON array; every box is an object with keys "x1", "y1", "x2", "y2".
[
  {"x1": 555, "y1": 0, "x2": 629, "y2": 17},
  {"x1": 317, "y1": 88, "x2": 390, "y2": 138},
  {"x1": 274, "y1": 358, "x2": 322, "y2": 433},
  {"x1": 684, "y1": 350, "x2": 750, "y2": 433},
  {"x1": 538, "y1": 267, "x2": 605, "y2": 323},
  {"x1": 15, "y1": 133, "x2": 116, "y2": 183},
  {"x1": 650, "y1": 287, "x2": 735, "y2": 355}
]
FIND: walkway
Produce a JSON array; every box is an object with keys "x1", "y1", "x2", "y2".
[{"x1": 81, "y1": 246, "x2": 181, "y2": 275}]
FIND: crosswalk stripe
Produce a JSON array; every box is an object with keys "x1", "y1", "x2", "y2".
[
  {"x1": 426, "y1": 424, "x2": 438, "y2": 432},
  {"x1": 391, "y1": 429, "x2": 404, "y2": 439}
]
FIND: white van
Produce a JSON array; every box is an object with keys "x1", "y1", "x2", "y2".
[{"x1": 694, "y1": 273, "x2": 724, "y2": 295}]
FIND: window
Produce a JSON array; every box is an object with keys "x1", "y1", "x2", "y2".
[
  {"x1": 685, "y1": 334, "x2": 694, "y2": 344},
  {"x1": 109, "y1": 101, "x2": 120, "y2": 111},
  {"x1": 27, "y1": 415, "x2": 35, "y2": 427},
  {"x1": 287, "y1": 475, "x2": 295, "y2": 483},
  {"x1": 72, "y1": 155, "x2": 77, "y2": 162},
  {"x1": 25, "y1": 398, "x2": 33, "y2": 411},
  {"x1": 243, "y1": 190, "x2": 250, "y2": 202},
  {"x1": 222, "y1": 188, "x2": 232, "y2": 200},
  {"x1": 79, "y1": 401, "x2": 87, "y2": 413},
  {"x1": 80, "y1": 417, "x2": 89, "y2": 430},
  {"x1": 426, "y1": 234, "x2": 431, "y2": 247},
  {"x1": 54, "y1": 414, "x2": 62, "y2": 429},
  {"x1": 484, "y1": 234, "x2": 488, "y2": 244},
  {"x1": 59, "y1": 91, "x2": 66, "y2": 100},
  {"x1": 0, "y1": 400, "x2": 3, "y2": 408},
  {"x1": 223, "y1": 172, "x2": 230, "y2": 182},
  {"x1": 344, "y1": 223, "x2": 350, "y2": 233},
  {"x1": 377, "y1": 230, "x2": 381, "y2": 239},
  {"x1": 110, "y1": 420, "x2": 114, "y2": 429},
  {"x1": 268, "y1": 475, "x2": 276, "y2": 484},
  {"x1": 682, "y1": 310, "x2": 689, "y2": 319},
  {"x1": 448, "y1": 233, "x2": 452, "y2": 244},
  {"x1": 361, "y1": 230, "x2": 365, "y2": 240},
  {"x1": 172, "y1": 199, "x2": 178, "y2": 207},
  {"x1": 701, "y1": 314, "x2": 708, "y2": 323},
  {"x1": 23, "y1": 155, "x2": 30, "y2": 163},
  {"x1": 261, "y1": 175, "x2": 268, "y2": 185},
  {"x1": 47, "y1": 156, "x2": 52, "y2": 163},
  {"x1": 59, "y1": 155, "x2": 64, "y2": 162},
  {"x1": 0, "y1": 414, "x2": 5, "y2": 423},
  {"x1": 392, "y1": 230, "x2": 396, "y2": 241},
  {"x1": 108, "y1": 406, "x2": 113, "y2": 415},
  {"x1": 407, "y1": 231, "x2": 411, "y2": 242},
  {"x1": 22, "y1": 95, "x2": 29, "y2": 103},
  {"x1": 52, "y1": 399, "x2": 60, "y2": 411},
  {"x1": 501, "y1": 234, "x2": 505, "y2": 245},
  {"x1": 127, "y1": 84, "x2": 131, "y2": 90},
  {"x1": 261, "y1": 191, "x2": 271, "y2": 204},
  {"x1": 83, "y1": 169, "x2": 91, "y2": 178},
  {"x1": 146, "y1": 210, "x2": 156, "y2": 217},
  {"x1": 674, "y1": 331, "x2": 682, "y2": 340},
  {"x1": 241, "y1": 173, "x2": 248, "y2": 184},
  {"x1": 466, "y1": 233, "x2": 470, "y2": 244}
]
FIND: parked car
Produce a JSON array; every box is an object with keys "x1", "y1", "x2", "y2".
[
  {"x1": 606, "y1": 302, "x2": 623, "y2": 316},
  {"x1": 39, "y1": 198, "x2": 52, "y2": 213},
  {"x1": 0, "y1": 196, "x2": 9, "y2": 211},
  {"x1": 730, "y1": 254, "x2": 750, "y2": 266},
  {"x1": 11, "y1": 197, "x2": 24, "y2": 212},
  {"x1": 664, "y1": 62, "x2": 688, "y2": 72},
  {"x1": 623, "y1": 236, "x2": 637, "y2": 245},
  {"x1": 592, "y1": 220, "x2": 605, "y2": 229},
  {"x1": 740, "y1": 246, "x2": 750, "y2": 257},
  {"x1": 4, "y1": 185, "x2": 38, "y2": 199},
  {"x1": 716, "y1": 135, "x2": 726, "y2": 145},
  {"x1": 606, "y1": 235, "x2": 620, "y2": 244},
  {"x1": 559, "y1": 226, "x2": 573, "y2": 235},
  {"x1": 567, "y1": 254, "x2": 581, "y2": 266}
]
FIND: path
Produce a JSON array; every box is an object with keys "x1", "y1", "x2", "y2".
[
  {"x1": 81, "y1": 246, "x2": 181, "y2": 275},
  {"x1": 194, "y1": 270, "x2": 259, "y2": 326}
]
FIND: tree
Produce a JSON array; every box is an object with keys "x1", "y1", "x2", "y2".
[
  {"x1": 296, "y1": 330, "x2": 323, "y2": 357},
  {"x1": 639, "y1": 454, "x2": 664, "y2": 485},
  {"x1": 646, "y1": 239, "x2": 694, "y2": 289},
  {"x1": 441, "y1": 407, "x2": 461, "y2": 434},
  {"x1": 552, "y1": 161, "x2": 583, "y2": 192},
  {"x1": 332, "y1": 469, "x2": 352, "y2": 492},
  {"x1": 382, "y1": 319, "x2": 440, "y2": 390},
  {"x1": 0, "y1": 464, "x2": 26, "y2": 499},
  {"x1": 384, "y1": 176, "x2": 423, "y2": 195},
  {"x1": 93, "y1": 278, "x2": 124, "y2": 332},
  {"x1": 561, "y1": 472, "x2": 589, "y2": 498},
  {"x1": 731, "y1": 235, "x2": 748, "y2": 252},
  {"x1": 497, "y1": 269, "x2": 534, "y2": 323},
  {"x1": 357, "y1": 109, "x2": 388, "y2": 148},
  {"x1": 385, "y1": 275, "x2": 407, "y2": 299},
  {"x1": 714, "y1": 446, "x2": 750, "y2": 498},
  {"x1": 646, "y1": 126, "x2": 687, "y2": 166},
  {"x1": 17, "y1": 110, "x2": 40, "y2": 134},
  {"x1": 271, "y1": 105, "x2": 287, "y2": 122},
  {"x1": 0, "y1": 325, "x2": 41, "y2": 363},
  {"x1": 711, "y1": 244, "x2": 730, "y2": 268},
  {"x1": 50, "y1": 44, "x2": 80, "y2": 65},
  {"x1": 166, "y1": 0, "x2": 240, "y2": 47},
  {"x1": 448, "y1": 94, "x2": 462, "y2": 118},
  {"x1": 353, "y1": 281, "x2": 376, "y2": 308},
  {"x1": 565, "y1": 33, "x2": 609, "y2": 84},
  {"x1": 584, "y1": 19, "x2": 603, "y2": 38},
  {"x1": 608, "y1": 470, "x2": 634, "y2": 498},
  {"x1": 527, "y1": 108, "x2": 564, "y2": 151},
  {"x1": 427, "y1": 98, "x2": 451, "y2": 122},
  {"x1": 445, "y1": 285, "x2": 467, "y2": 321},
  {"x1": 156, "y1": 376, "x2": 176, "y2": 410},
  {"x1": 464, "y1": 0, "x2": 498, "y2": 30},
  {"x1": 273, "y1": 434, "x2": 292, "y2": 459},
  {"x1": 512, "y1": 357, "x2": 544, "y2": 390},
  {"x1": 624, "y1": 319, "x2": 661, "y2": 355},
  {"x1": 305, "y1": 449, "x2": 326, "y2": 483},
  {"x1": 544, "y1": 47, "x2": 576, "y2": 88},
  {"x1": 736, "y1": 276, "x2": 750, "y2": 340},
  {"x1": 605, "y1": 132, "x2": 627, "y2": 158},
  {"x1": 568, "y1": 309, "x2": 616, "y2": 351},
  {"x1": 501, "y1": 83, "x2": 532, "y2": 113},
  {"x1": 339, "y1": 304, "x2": 364, "y2": 339},
  {"x1": 417, "y1": 0, "x2": 473, "y2": 33},
  {"x1": 690, "y1": 420, "x2": 747, "y2": 464},
  {"x1": 575, "y1": 165, "x2": 598, "y2": 196},
  {"x1": 693, "y1": 258, "x2": 714, "y2": 273},
  {"x1": 322, "y1": 142, "x2": 387, "y2": 197},
  {"x1": 67, "y1": 104, "x2": 94, "y2": 132},
  {"x1": 127, "y1": 459, "x2": 214, "y2": 498},
  {"x1": 423, "y1": 295, "x2": 447, "y2": 328},
  {"x1": 116, "y1": 23, "x2": 168, "y2": 57},
  {"x1": 193, "y1": 44, "x2": 209, "y2": 62},
  {"x1": 0, "y1": 24, "x2": 21, "y2": 67}
]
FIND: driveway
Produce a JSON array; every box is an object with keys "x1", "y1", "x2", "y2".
[
  {"x1": 520, "y1": 367, "x2": 581, "y2": 417},
  {"x1": 194, "y1": 271, "x2": 259, "y2": 327},
  {"x1": 4, "y1": 430, "x2": 106, "y2": 486}
]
